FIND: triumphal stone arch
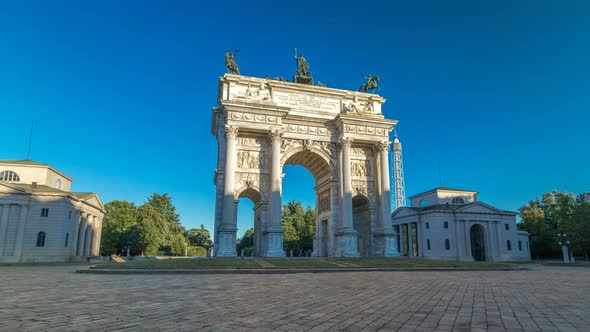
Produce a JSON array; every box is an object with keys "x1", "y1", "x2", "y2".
[{"x1": 211, "y1": 74, "x2": 400, "y2": 257}]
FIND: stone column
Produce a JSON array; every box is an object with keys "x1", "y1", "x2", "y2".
[
  {"x1": 71, "y1": 212, "x2": 81, "y2": 257},
  {"x1": 464, "y1": 222, "x2": 472, "y2": 260},
  {"x1": 217, "y1": 125, "x2": 239, "y2": 257},
  {"x1": 92, "y1": 218, "x2": 102, "y2": 256},
  {"x1": 264, "y1": 129, "x2": 285, "y2": 257},
  {"x1": 374, "y1": 141, "x2": 399, "y2": 257},
  {"x1": 84, "y1": 215, "x2": 94, "y2": 256},
  {"x1": 336, "y1": 137, "x2": 359, "y2": 257},
  {"x1": 407, "y1": 223, "x2": 414, "y2": 257},
  {"x1": 77, "y1": 213, "x2": 88, "y2": 256},
  {"x1": 495, "y1": 221, "x2": 503, "y2": 259},
  {"x1": 456, "y1": 220, "x2": 465, "y2": 260},
  {"x1": 0, "y1": 205, "x2": 10, "y2": 256},
  {"x1": 13, "y1": 205, "x2": 28, "y2": 258}
]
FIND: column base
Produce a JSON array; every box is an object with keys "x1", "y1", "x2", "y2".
[
  {"x1": 263, "y1": 227, "x2": 285, "y2": 257},
  {"x1": 336, "y1": 228, "x2": 359, "y2": 257},
  {"x1": 374, "y1": 228, "x2": 400, "y2": 257},
  {"x1": 215, "y1": 226, "x2": 237, "y2": 257}
]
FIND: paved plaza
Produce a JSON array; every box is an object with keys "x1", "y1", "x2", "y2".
[{"x1": 0, "y1": 265, "x2": 589, "y2": 331}]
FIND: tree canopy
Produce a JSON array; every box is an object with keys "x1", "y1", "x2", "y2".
[
  {"x1": 282, "y1": 200, "x2": 316, "y2": 255},
  {"x1": 519, "y1": 190, "x2": 590, "y2": 260},
  {"x1": 101, "y1": 193, "x2": 205, "y2": 256}
]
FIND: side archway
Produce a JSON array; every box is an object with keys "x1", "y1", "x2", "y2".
[
  {"x1": 235, "y1": 186, "x2": 265, "y2": 257},
  {"x1": 352, "y1": 194, "x2": 371, "y2": 256}
]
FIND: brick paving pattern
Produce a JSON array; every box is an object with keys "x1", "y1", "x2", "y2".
[{"x1": 0, "y1": 265, "x2": 589, "y2": 331}]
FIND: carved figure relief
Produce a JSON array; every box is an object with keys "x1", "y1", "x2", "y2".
[
  {"x1": 351, "y1": 147, "x2": 370, "y2": 157},
  {"x1": 237, "y1": 137, "x2": 263, "y2": 147},
  {"x1": 281, "y1": 138, "x2": 301, "y2": 153},
  {"x1": 244, "y1": 82, "x2": 272, "y2": 101},
  {"x1": 351, "y1": 160, "x2": 371, "y2": 177},
  {"x1": 235, "y1": 173, "x2": 268, "y2": 192},
  {"x1": 318, "y1": 191, "x2": 331, "y2": 213},
  {"x1": 344, "y1": 96, "x2": 364, "y2": 113},
  {"x1": 237, "y1": 151, "x2": 266, "y2": 169}
]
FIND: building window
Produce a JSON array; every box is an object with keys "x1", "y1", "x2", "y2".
[
  {"x1": 427, "y1": 239, "x2": 431, "y2": 250},
  {"x1": 518, "y1": 240, "x2": 522, "y2": 251},
  {"x1": 0, "y1": 170, "x2": 20, "y2": 182},
  {"x1": 36, "y1": 232, "x2": 46, "y2": 247},
  {"x1": 55, "y1": 179, "x2": 62, "y2": 189},
  {"x1": 505, "y1": 224, "x2": 510, "y2": 230},
  {"x1": 507, "y1": 240, "x2": 512, "y2": 251},
  {"x1": 445, "y1": 239, "x2": 450, "y2": 250},
  {"x1": 65, "y1": 233, "x2": 69, "y2": 248},
  {"x1": 425, "y1": 222, "x2": 429, "y2": 229},
  {"x1": 41, "y1": 208, "x2": 49, "y2": 217},
  {"x1": 452, "y1": 197, "x2": 465, "y2": 204},
  {"x1": 68, "y1": 210, "x2": 72, "y2": 219},
  {"x1": 444, "y1": 221, "x2": 449, "y2": 229}
]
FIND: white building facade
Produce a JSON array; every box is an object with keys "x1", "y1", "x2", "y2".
[
  {"x1": 391, "y1": 187, "x2": 531, "y2": 262},
  {"x1": 0, "y1": 160, "x2": 104, "y2": 263}
]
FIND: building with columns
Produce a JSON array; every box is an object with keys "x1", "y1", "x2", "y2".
[
  {"x1": 391, "y1": 187, "x2": 531, "y2": 262},
  {"x1": 0, "y1": 160, "x2": 104, "y2": 262},
  {"x1": 212, "y1": 74, "x2": 399, "y2": 257}
]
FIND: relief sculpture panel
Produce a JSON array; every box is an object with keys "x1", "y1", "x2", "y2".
[
  {"x1": 237, "y1": 150, "x2": 266, "y2": 170},
  {"x1": 351, "y1": 160, "x2": 371, "y2": 177}
]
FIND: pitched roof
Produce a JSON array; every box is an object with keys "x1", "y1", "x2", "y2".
[
  {"x1": 0, "y1": 182, "x2": 104, "y2": 211},
  {"x1": 408, "y1": 187, "x2": 478, "y2": 199},
  {"x1": 0, "y1": 160, "x2": 49, "y2": 166},
  {"x1": 4, "y1": 182, "x2": 66, "y2": 194},
  {"x1": 70, "y1": 192, "x2": 95, "y2": 199},
  {"x1": 394, "y1": 202, "x2": 516, "y2": 215}
]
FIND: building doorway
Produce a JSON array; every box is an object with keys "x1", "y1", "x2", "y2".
[{"x1": 470, "y1": 224, "x2": 486, "y2": 261}]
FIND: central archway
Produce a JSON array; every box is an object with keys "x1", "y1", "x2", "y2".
[
  {"x1": 282, "y1": 148, "x2": 334, "y2": 256},
  {"x1": 470, "y1": 224, "x2": 486, "y2": 261}
]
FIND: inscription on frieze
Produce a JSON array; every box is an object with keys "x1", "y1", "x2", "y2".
[{"x1": 273, "y1": 91, "x2": 339, "y2": 112}]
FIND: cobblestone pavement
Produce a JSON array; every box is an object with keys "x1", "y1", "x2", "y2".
[{"x1": 1, "y1": 265, "x2": 589, "y2": 331}]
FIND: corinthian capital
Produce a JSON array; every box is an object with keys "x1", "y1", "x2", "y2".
[
  {"x1": 339, "y1": 137, "x2": 354, "y2": 148},
  {"x1": 268, "y1": 129, "x2": 283, "y2": 143},
  {"x1": 376, "y1": 141, "x2": 391, "y2": 153},
  {"x1": 224, "y1": 125, "x2": 239, "y2": 139}
]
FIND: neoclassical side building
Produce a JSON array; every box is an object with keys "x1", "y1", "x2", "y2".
[
  {"x1": 0, "y1": 160, "x2": 104, "y2": 262},
  {"x1": 391, "y1": 187, "x2": 531, "y2": 262},
  {"x1": 212, "y1": 74, "x2": 400, "y2": 257}
]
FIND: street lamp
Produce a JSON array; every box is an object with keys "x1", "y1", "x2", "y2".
[{"x1": 557, "y1": 233, "x2": 572, "y2": 263}]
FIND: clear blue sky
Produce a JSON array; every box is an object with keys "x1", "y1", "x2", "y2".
[{"x1": 1, "y1": 1, "x2": 589, "y2": 237}]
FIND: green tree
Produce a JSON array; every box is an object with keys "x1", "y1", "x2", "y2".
[
  {"x1": 518, "y1": 190, "x2": 578, "y2": 259},
  {"x1": 101, "y1": 200, "x2": 137, "y2": 255},
  {"x1": 281, "y1": 200, "x2": 316, "y2": 255},
  {"x1": 236, "y1": 228, "x2": 254, "y2": 256},
  {"x1": 562, "y1": 196, "x2": 590, "y2": 260},
  {"x1": 146, "y1": 193, "x2": 187, "y2": 254},
  {"x1": 133, "y1": 204, "x2": 164, "y2": 255},
  {"x1": 186, "y1": 225, "x2": 213, "y2": 249}
]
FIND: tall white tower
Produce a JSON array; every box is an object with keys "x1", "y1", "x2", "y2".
[{"x1": 391, "y1": 133, "x2": 406, "y2": 210}]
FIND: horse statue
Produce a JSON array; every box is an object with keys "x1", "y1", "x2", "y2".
[
  {"x1": 359, "y1": 74, "x2": 380, "y2": 93},
  {"x1": 225, "y1": 49, "x2": 240, "y2": 75}
]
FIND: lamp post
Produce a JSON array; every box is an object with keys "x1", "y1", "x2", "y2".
[{"x1": 557, "y1": 233, "x2": 571, "y2": 263}]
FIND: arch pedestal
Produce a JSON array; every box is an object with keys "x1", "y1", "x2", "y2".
[{"x1": 212, "y1": 74, "x2": 400, "y2": 257}]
